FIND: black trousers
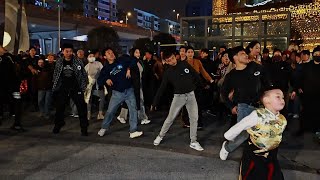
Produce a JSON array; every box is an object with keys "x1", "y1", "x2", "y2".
[
  {"x1": 240, "y1": 140, "x2": 284, "y2": 180},
  {"x1": 300, "y1": 94, "x2": 320, "y2": 133},
  {"x1": 0, "y1": 91, "x2": 22, "y2": 126},
  {"x1": 54, "y1": 90, "x2": 88, "y2": 129}
]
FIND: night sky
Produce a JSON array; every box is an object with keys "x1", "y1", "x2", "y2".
[{"x1": 117, "y1": 0, "x2": 189, "y2": 20}]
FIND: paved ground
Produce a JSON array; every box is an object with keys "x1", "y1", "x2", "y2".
[{"x1": 0, "y1": 109, "x2": 319, "y2": 180}]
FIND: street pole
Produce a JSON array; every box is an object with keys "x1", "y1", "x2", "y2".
[{"x1": 58, "y1": 2, "x2": 61, "y2": 51}]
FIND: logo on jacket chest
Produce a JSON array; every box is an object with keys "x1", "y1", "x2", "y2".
[
  {"x1": 253, "y1": 71, "x2": 261, "y2": 76},
  {"x1": 180, "y1": 68, "x2": 190, "y2": 76},
  {"x1": 110, "y1": 64, "x2": 123, "y2": 75}
]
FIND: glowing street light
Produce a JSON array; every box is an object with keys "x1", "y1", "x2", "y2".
[{"x1": 126, "y1": 12, "x2": 132, "y2": 24}]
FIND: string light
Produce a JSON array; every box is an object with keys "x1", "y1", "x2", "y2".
[{"x1": 211, "y1": 0, "x2": 320, "y2": 49}]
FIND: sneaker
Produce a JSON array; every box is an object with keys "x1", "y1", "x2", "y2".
[
  {"x1": 190, "y1": 141, "x2": 204, "y2": 151},
  {"x1": 73, "y1": 114, "x2": 79, "y2": 118},
  {"x1": 293, "y1": 114, "x2": 299, "y2": 119},
  {"x1": 97, "y1": 128, "x2": 107, "y2": 137},
  {"x1": 153, "y1": 136, "x2": 163, "y2": 146},
  {"x1": 52, "y1": 122, "x2": 65, "y2": 134},
  {"x1": 10, "y1": 125, "x2": 26, "y2": 132},
  {"x1": 69, "y1": 114, "x2": 75, "y2": 117},
  {"x1": 37, "y1": 113, "x2": 43, "y2": 118},
  {"x1": 197, "y1": 126, "x2": 203, "y2": 130},
  {"x1": 81, "y1": 128, "x2": 88, "y2": 136},
  {"x1": 183, "y1": 124, "x2": 190, "y2": 128},
  {"x1": 141, "y1": 119, "x2": 151, "y2": 125},
  {"x1": 129, "y1": 131, "x2": 143, "y2": 138},
  {"x1": 97, "y1": 113, "x2": 104, "y2": 120},
  {"x1": 219, "y1": 141, "x2": 229, "y2": 160},
  {"x1": 117, "y1": 116, "x2": 126, "y2": 124}
]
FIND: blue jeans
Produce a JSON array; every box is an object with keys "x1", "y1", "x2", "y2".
[
  {"x1": 225, "y1": 103, "x2": 255, "y2": 152},
  {"x1": 38, "y1": 90, "x2": 52, "y2": 116},
  {"x1": 101, "y1": 88, "x2": 138, "y2": 133}
]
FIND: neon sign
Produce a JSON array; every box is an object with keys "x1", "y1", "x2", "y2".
[{"x1": 244, "y1": 0, "x2": 272, "y2": 7}]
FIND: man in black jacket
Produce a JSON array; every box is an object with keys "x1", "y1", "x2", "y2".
[
  {"x1": 152, "y1": 50, "x2": 204, "y2": 151},
  {"x1": 0, "y1": 45, "x2": 23, "y2": 131},
  {"x1": 52, "y1": 43, "x2": 89, "y2": 136},
  {"x1": 219, "y1": 46, "x2": 270, "y2": 160}
]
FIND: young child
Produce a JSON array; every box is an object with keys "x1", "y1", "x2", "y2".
[{"x1": 223, "y1": 86, "x2": 287, "y2": 180}]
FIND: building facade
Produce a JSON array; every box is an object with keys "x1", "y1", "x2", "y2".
[
  {"x1": 133, "y1": 8, "x2": 160, "y2": 31},
  {"x1": 83, "y1": 0, "x2": 117, "y2": 21},
  {"x1": 160, "y1": 19, "x2": 180, "y2": 35}
]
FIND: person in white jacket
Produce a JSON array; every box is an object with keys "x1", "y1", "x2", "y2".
[{"x1": 84, "y1": 51, "x2": 105, "y2": 120}]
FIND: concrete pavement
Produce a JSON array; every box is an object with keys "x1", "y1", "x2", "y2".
[{"x1": 0, "y1": 110, "x2": 319, "y2": 179}]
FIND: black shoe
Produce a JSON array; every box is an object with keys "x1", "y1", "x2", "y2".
[
  {"x1": 52, "y1": 122, "x2": 65, "y2": 134},
  {"x1": 294, "y1": 130, "x2": 304, "y2": 137},
  {"x1": 10, "y1": 125, "x2": 26, "y2": 132},
  {"x1": 81, "y1": 129, "x2": 88, "y2": 136}
]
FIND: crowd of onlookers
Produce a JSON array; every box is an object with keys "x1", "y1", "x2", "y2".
[{"x1": 0, "y1": 41, "x2": 319, "y2": 140}]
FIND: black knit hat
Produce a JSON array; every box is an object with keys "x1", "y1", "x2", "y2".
[{"x1": 260, "y1": 83, "x2": 282, "y2": 98}]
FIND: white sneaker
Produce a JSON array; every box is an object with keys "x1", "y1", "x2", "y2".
[
  {"x1": 219, "y1": 141, "x2": 229, "y2": 160},
  {"x1": 117, "y1": 116, "x2": 126, "y2": 124},
  {"x1": 73, "y1": 114, "x2": 79, "y2": 118},
  {"x1": 97, "y1": 113, "x2": 104, "y2": 120},
  {"x1": 97, "y1": 128, "x2": 107, "y2": 137},
  {"x1": 129, "y1": 131, "x2": 143, "y2": 138},
  {"x1": 190, "y1": 141, "x2": 204, "y2": 151},
  {"x1": 141, "y1": 119, "x2": 151, "y2": 125},
  {"x1": 153, "y1": 136, "x2": 163, "y2": 146}
]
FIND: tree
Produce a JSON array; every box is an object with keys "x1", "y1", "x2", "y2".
[
  {"x1": 87, "y1": 26, "x2": 120, "y2": 54},
  {"x1": 133, "y1": 38, "x2": 153, "y2": 55},
  {"x1": 152, "y1": 33, "x2": 176, "y2": 53}
]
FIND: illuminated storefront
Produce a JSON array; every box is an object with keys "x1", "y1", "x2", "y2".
[{"x1": 181, "y1": 0, "x2": 320, "y2": 50}]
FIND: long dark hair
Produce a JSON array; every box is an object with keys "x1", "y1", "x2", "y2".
[
  {"x1": 245, "y1": 40, "x2": 260, "y2": 55},
  {"x1": 129, "y1": 47, "x2": 141, "y2": 60}
]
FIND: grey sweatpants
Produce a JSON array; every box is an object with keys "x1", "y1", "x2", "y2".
[{"x1": 159, "y1": 91, "x2": 198, "y2": 142}]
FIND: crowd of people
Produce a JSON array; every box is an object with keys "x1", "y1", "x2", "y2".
[{"x1": 0, "y1": 40, "x2": 320, "y2": 179}]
